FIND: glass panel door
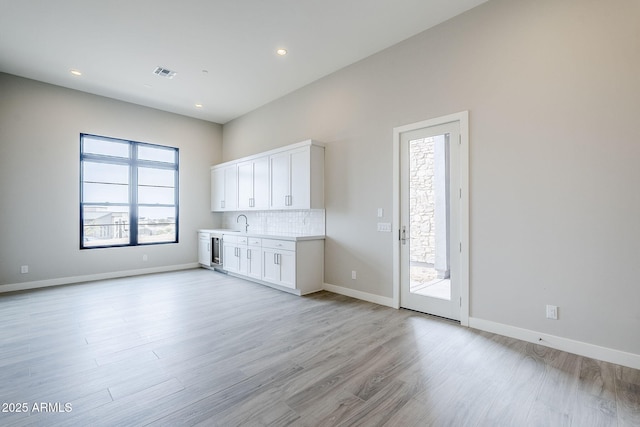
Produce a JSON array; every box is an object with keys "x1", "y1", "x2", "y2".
[{"x1": 401, "y1": 121, "x2": 460, "y2": 320}]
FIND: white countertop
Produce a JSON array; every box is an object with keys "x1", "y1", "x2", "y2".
[{"x1": 198, "y1": 229, "x2": 325, "y2": 241}]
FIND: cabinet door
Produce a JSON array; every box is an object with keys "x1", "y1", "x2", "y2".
[
  {"x1": 289, "y1": 148, "x2": 311, "y2": 209},
  {"x1": 261, "y1": 248, "x2": 296, "y2": 288},
  {"x1": 238, "y1": 245, "x2": 248, "y2": 275},
  {"x1": 223, "y1": 165, "x2": 238, "y2": 211},
  {"x1": 223, "y1": 243, "x2": 240, "y2": 273},
  {"x1": 237, "y1": 157, "x2": 269, "y2": 210},
  {"x1": 237, "y1": 160, "x2": 254, "y2": 210},
  {"x1": 211, "y1": 168, "x2": 225, "y2": 211},
  {"x1": 269, "y1": 152, "x2": 290, "y2": 209},
  {"x1": 211, "y1": 165, "x2": 238, "y2": 211},
  {"x1": 278, "y1": 250, "x2": 296, "y2": 289},
  {"x1": 246, "y1": 246, "x2": 262, "y2": 280},
  {"x1": 253, "y1": 156, "x2": 269, "y2": 209},
  {"x1": 262, "y1": 248, "x2": 280, "y2": 284},
  {"x1": 198, "y1": 234, "x2": 211, "y2": 265}
]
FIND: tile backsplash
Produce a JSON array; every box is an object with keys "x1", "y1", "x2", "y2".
[{"x1": 221, "y1": 210, "x2": 325, "y2": 236}]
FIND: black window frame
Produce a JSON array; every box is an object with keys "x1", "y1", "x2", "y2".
[{"x1": 80, "y1": 133, "x2": 179, "y2": 249}]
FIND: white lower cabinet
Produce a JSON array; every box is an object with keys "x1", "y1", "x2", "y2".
[
  {"x1": 262, "y1": 239, "x2": 296, "y2": 289},
  {"x1": 245, "y1": 238, "x2": 262, "y2": 280},
  {"x1": 223, "y1": 234, "x2": 324, "y2": 295},
  {"x1": 262, "y1": 248, "x2": 296, "y2": 289},
  {"x1": 198, "y1": 232, "x2": 211, "y2": 266},
  {"x1": 222, "y1": 237, "x2": 242, "y2": 274},
  {"x1": 224, "y1": 236, "x2": 262, "y2": 280}
]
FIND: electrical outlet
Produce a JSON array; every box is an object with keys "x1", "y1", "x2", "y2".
[
  {"x1": 143, "y1": 254, "x2": 148, "y2": 261},
  {"x1": 377, "y1": 208, "x2": 384, "y2": 218},
  {"x1": 351, "y1": 270, "x2": 357, "y2": 280},
  {"x1": 20, "y1": 265, "x2": 29, "y2": 274},
  {"x1": 546, "y1": 305, "x2": 558, "y2": 320}
]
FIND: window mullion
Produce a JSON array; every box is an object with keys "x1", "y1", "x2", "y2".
[{"x1": 130, "y1": 142, "x2": 138, "y2": 246}]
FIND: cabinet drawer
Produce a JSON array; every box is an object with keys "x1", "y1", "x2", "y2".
[
  {"x1": 237, "y1": 236, "x2": 249, "y2": 245},
  {"x1": 223, "y1": 234, "x2": 238, "y2": 243},
  {"x1": 198, "y1": 232, "x2": 210, "y2": 240},
  {"x1": 248, "y1": 237, "x2": 262, "y2": 246},
  {"x1": 262, "y1": 238, "x2": 296, "y2": 251}
]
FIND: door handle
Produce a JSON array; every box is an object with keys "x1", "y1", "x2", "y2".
[{"x1": 401, "y1": 226, "x2": 407, "y2": 245}]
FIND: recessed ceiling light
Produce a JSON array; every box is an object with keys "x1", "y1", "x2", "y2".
[
  {"x1": 70, "y1": 69, "x2": 82, "y2": 76},
  {"x1": 195, "y1": 104, "x2": 203, "y2": 108},
  {"x1": 276, "y1": 48, "x2": 288, "y2": 56}
]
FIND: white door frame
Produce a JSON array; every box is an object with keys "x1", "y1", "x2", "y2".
[{"x1": 392, "y1": 111, "x2": 470, "y2": 326}]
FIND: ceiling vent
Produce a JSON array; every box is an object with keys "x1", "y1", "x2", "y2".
[{"x1": 153, "y1": 66, "x2": 177, "y2": 79}]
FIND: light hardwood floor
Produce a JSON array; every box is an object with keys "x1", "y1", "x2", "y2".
[{"x1": 0, "y1": 269, "x2": 639, "y2": 426}]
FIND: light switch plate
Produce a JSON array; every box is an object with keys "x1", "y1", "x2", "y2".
[{"x1": 377, "y1": 222, "x2": 392, "y2": 232}]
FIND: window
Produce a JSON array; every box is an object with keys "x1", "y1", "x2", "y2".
[{"x1": 80, "y1": 134, "x2": 179, "y2": 248}]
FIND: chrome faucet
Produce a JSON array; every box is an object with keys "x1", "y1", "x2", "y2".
[{"x1": 236, "y1": 214, "x2": 249, "y2": 233}]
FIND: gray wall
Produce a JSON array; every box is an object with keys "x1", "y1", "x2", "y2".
[
  {"x1": 223, "y1": 0, "x2": 640, "y2": 355},
  {"x1": 0, "y1": 73, "x2": 223, "y2": 286}
]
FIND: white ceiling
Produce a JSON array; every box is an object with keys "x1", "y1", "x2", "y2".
[{"x1": 0, "y1": 0, "x2": 487, "y2": 124}]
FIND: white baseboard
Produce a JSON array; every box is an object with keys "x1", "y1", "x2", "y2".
[
  {"x1": 323, "y1": 282, "x2": 395, "y2": 308},
  {"x1": 0, "y1": 263, "x2": 199, "y2": 294},
  {"x1": 469, "y1": 317, "x2": 640, "y2": 370}
]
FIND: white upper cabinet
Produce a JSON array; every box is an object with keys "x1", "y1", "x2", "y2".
[
  {"x1": 211, "y1": 164, "x2": 238, "y2": 212},
  {"x1": 237, "y1": 156, "x2": 269, "y2": 210},
  {"x1": 211, "y1": 167, "x2": 225, "y2": 211},
  {"x1": 211, "y1": 140, "x2": 324, "y2": 212},
  {"x1": 269, "y1": 151, "x2": 292, "y2": 210},
  {"x1": 269, "y1": 143, "x2": 324, "y2": 210}
]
